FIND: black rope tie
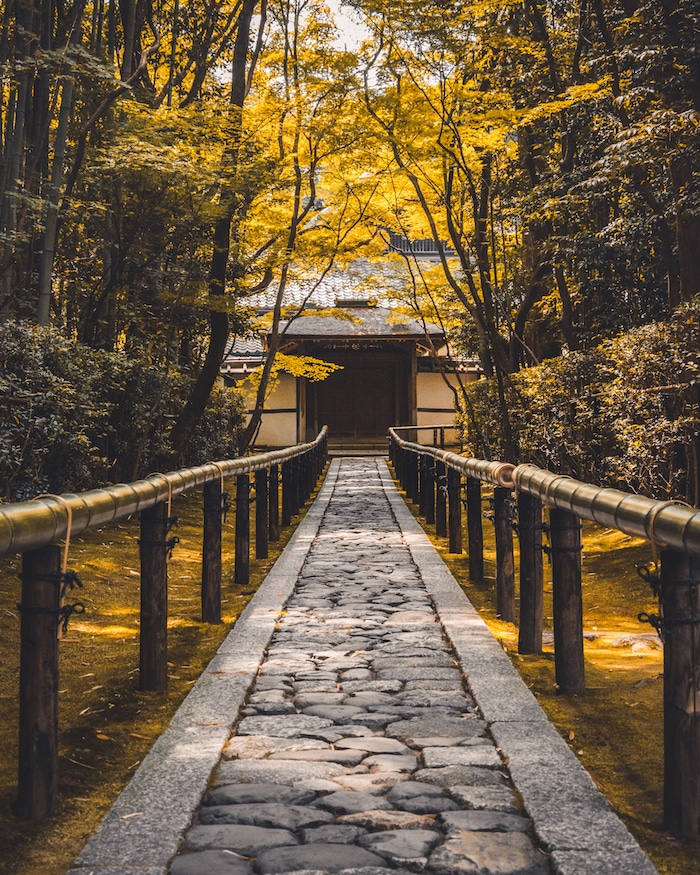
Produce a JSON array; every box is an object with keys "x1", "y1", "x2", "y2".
[
  {"x1": 17, "y1": 570, "x2": 85, "y2": 633},
  {"x1": 637, "y1": 564, "x2": 700, "y2": 639},
  {"x1": 542, "y1": 544, "x2": 583, "y2": 555},
  {"x1": 221, "y1": 492, "x2": 231, "y2": 521},
  {"x1": 139, "y1": 536, "x2": 180, "y2": 558}
]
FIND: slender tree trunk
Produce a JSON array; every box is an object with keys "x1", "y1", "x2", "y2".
[
  {"x1": 169, "y1": 0, "x2": 259, "y2": 458},
  {"x1": 37, "y1": 0, "x2": 86, "y2": 325},
  {"x1": 670, "y1": 155, "x2": 700, "y2": 302}
]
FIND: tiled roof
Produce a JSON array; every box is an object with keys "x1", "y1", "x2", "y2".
[
  {"x1": 281, "y1": 305, "x2": 443, "y2": 339},
  {"x1": 224, "y1": 336, "x2": 265, "y2": 357},
  {"x1": 247, "y1": 258, "x2": 414, "y2": 309}
]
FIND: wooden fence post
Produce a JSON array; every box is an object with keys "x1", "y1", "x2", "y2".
[
  {"x1": 282, "y1": 460, "x2": 293, "y2": 527},
  {"x1": 435, "y1": 461, "x2": 447, "y2": 538},
  {"x1": 494, "y1": 487, "x2": 516, "y2": 623},
  {"x1": 659, "y1": 548, "x2": 700, "y2": 839},
  {"x1": 517, "y1": 491, "x2": 543, "y2": 654},
  {"x1": 269, "y1": 464, "x2": 280, "y2": 541},
  {"x1": 425, "y1": 461, "x2": 436, "y2": 526},
  {"x1": 466, "y1": 476, "x2": 484, "y2": 583},
  {"x1": 447, "y1": 467, "x2": 463, "y2": 554},
  {"x1": 550, "y1": 507, "x2": 585, "y2": 695},
  {"x1": 407, "y1": 452, "x2": 419, "y2": 503},
  {"x1": 17, "y1": 544, "x2": 62, "y2": 820},
  {"x1": 255, "y1": 469, "x2": 269, "y2": 560},
  {"x1": 201, "y1": 481, "x2": 223, "y2": 623},
  {"x1": 419, "y1": 456, "x2": 431, "y2": 518},
  {"x1": 290, "y1": 457, "x2": 301, "y2": 516},
  {"x1": 139, "y1": 500, "x2": 170, "y2": 692},
  {"x1": 235, "y1": 474, "x2": 250, "y2": 586}
]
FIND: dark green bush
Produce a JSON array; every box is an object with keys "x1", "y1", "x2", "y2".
[
  {"x1": 0, "y1": 323, "x2": 245, "y2": 501},
  {"x1": 458, "y1": 299, "x2": 699, "y2": 502}
]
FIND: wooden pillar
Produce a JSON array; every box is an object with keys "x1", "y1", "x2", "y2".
[
  {"x1": 660, "y1": 548, "x2": 700, "y2": 839},
  {"x1": 447, "y1": 466, "x2": 463, "y2": 554},
  {"x1": 466, "y1": 476, "x2": 484, "y2": 583},
  {"x1": 494, "y1": 487, "x2": 516, "y2": 623},
  {"x1": 550, "y1": 507, "x2": 585, "y2": 695},
  {"x1": 435, "y1": 461, "x2": 447, "y2": 538},
  {"x1": 201, "y1": 481, "x2": 222, "y2": 623},
  {"x1": 17, "y1": 545, "x2": 61, "y2": 820},
  {"x1": 269, "y1": 464, "x2": 280, "y2": 541},
  {"x1": 235, "y1": 474, "x2": 250, "y2": 586},
  {"x1": 139, "y1": 500, "x2": 169, "y2": 692},
  {"x1": 255, "y1": 468, "x2": 269, "y2": 560},
  {"x1": 517, "y1": 491, "x2": 543, "y2": 654}
]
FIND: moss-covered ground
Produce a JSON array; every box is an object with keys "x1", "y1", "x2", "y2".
[
  {"x1": 0, "y1": 475, "x2": 323, "y2": 875},
  {"x1": 396, "y1": 477, "x2": 698, "y2": 875}
]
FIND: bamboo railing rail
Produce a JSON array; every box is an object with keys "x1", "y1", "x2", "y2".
[
  {"x1": 389, "y1": 425, "x2": 700, "y2": 841},
  {"x1": 8, "y1": 428, "x2": 328, "y2": 821}
]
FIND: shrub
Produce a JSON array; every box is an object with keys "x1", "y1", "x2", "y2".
[{"x1": 0, "y1": 323, "x2": 246, "y2": 500}]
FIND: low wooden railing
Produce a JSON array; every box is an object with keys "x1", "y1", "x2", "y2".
[
  {"x1": 389, "y1": 425, "x2": 700, "y2": 840},
  {"x1": 5, "y1": 427, "x2": 328, "y2": 821}
]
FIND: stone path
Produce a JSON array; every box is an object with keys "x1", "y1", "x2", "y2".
[{"x1": 69, "y1": 459, "x2": 658, "y2": 875}]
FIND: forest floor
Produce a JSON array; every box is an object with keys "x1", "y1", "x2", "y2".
[{"x1": 0, "y1": 464, "x2": 696, "y2": 875}]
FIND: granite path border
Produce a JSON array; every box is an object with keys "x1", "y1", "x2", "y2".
[{"x1": 66, "y1": 458, "x2": 658, "y2": 875}]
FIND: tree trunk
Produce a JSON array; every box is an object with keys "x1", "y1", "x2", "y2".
[
  {"x1": 37, "y1": 0, "x2": 86, "y2": 325},
  {"x1": 169, "y1": 0, "x2": 259, "y2": 458},
  {"x1": 670, "y1": 154, "x2": 700, "y2": 302}
]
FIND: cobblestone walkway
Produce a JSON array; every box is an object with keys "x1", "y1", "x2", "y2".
[
  {"x1": 169, "y1": 459, "x2": 548, "y2": 875},
  {"x1": 70, "y1": 459, "x2": 658, "y2": 875}
]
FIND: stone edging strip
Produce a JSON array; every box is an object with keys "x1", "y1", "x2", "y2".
[
  {"x1": 66, "y1": 461, "x2": 342, "y2": 875},
  {"x1": 377, "y1": 460, "x2": 659, "y2": 875}
]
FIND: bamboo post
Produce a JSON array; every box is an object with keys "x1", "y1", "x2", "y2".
[
  {"x1": 466, "y1": 476, "x2": 484, "y2": 583},
  {"x1": 235, "y1": 474, "x2": 250, "y2": 586},
  {"x1": 255, "y1": 468, "x2": 269, "y2": 560},
  {"x1": 17, "y1": 544, "x2": 62, "y2": 820},
  {"x1": 435, "y1": 461, "x2": 447, "y2": 538},
  {"x1": 447, "y1": 466, "x2": 463, "y2": 554},
  {"x1": 139, "y1": 500, "x2": 170, "y2": 692},
  {"x1": 494, "y1": 487, "x2": 516, "y2": 623},
  {"x1": 550, "y1": 507, "x2": 585, "y2": 695},
  {"x1": 269, "y1": 464, "x2": 280, "y2": 541},
  {"x1": 201, "y1": 480, "x2": 222, "y2": 623},
  {"x1": 517, "y1": 491, "x2": 544, "y2": 654},
  {"x1": 659, "y1": 548, "x2": 700, "y2": 839}
]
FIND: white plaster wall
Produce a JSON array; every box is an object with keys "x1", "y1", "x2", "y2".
[
  {"x1": 246, "y1": 373, "x2": 298, "y2": 448},
  {"x1": 416, "y1": 371, "x2": 459, "y2": 427}
]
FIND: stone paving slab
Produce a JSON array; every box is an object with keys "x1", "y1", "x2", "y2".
[{"x1": 67, "y1": 458, "x2": 658, "y2": 875}]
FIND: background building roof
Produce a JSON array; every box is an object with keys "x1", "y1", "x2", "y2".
[{"x1": 280, "y1": 303, "x2": 444, "y2": 340}]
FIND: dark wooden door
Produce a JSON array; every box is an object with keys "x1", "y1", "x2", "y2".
[{"x1": 316, "y1": 361, "x2": 396, "y2": 439}]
